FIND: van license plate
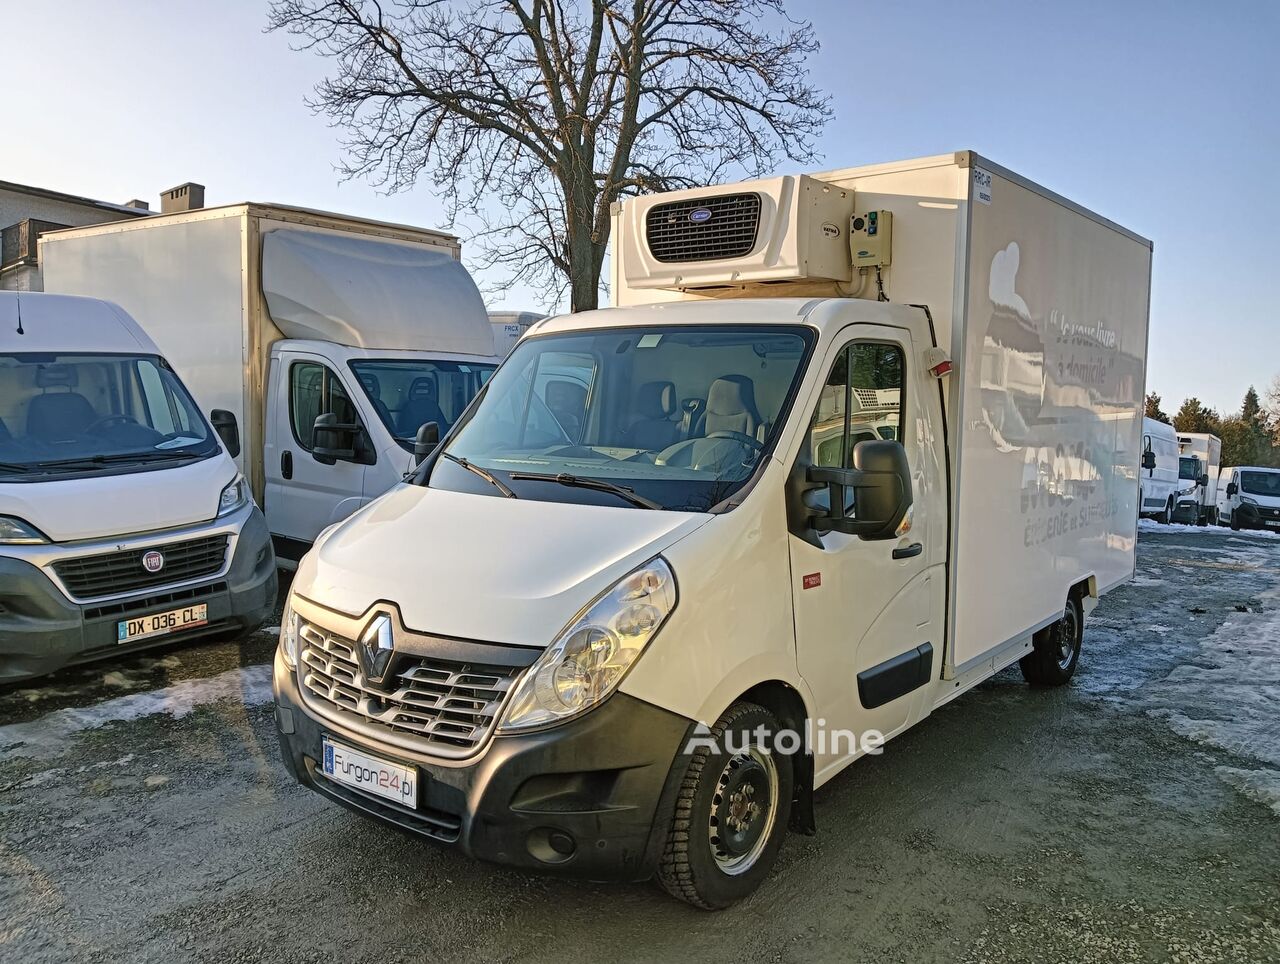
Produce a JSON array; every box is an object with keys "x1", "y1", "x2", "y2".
[
  {"x1": 117, "y1": 604, "x2": 208, "y2": 643},
  {"x1": 322, "y1": 737, "x2": 418, "y2": 810}
]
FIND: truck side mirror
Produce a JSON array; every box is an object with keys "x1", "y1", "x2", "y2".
[
  {"x1": 209, "y1": 409, "x2": 240, "y2": 459},
  {"x1": 413, "y1": 421, "x2": 440, "y2": 466},
  {"x1": 1141, "y1": 450, "x2": 1156, "y2": 472},
  {"x1": 808, "y1": 440, "x2": 913, "y2": 540},
  {"x1": 312, "y1": 412, "x2": 358, "y2": 465},
  {"x1": 1198, "y1": 473, "x2": 1209, "y2": 487},
  {"x1": 1226, "y1": 482, "x2": 1238, "y2": 497}
]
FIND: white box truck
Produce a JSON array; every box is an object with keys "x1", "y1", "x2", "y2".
[
  {"x1": 1175, "y1": 431, "x2": 1221, "y2": 525},
  {"x1": 40, "y1": 205, "x2": 501, "y2": 566},
  {"x1": 270, "y1": 152, "x2": 1152, "y2": 907},
  {"x1": 488, "y1": 310, "x2": 547, "y2": 357},
  {"x1": 1, "y1": 291, "x2": 276, "y2": 681}
]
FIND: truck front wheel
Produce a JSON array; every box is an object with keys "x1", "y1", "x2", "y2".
[
  {"x1": 1020, "y1": 594, "x2": 1083, "y2": 687},
  {"x1": 657, "y1": 701, "x2": 793, "y2": 910}
]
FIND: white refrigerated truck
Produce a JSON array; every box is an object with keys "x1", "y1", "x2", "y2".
[
  {"x1": 1175, "y1": 431, "x2": 1221, "y2": 525},
  {"x1": 271, "y1": 152, "x2": 1152, "y2": 908},
  {"x1": 40, "y1": 205, "x2": 501, "y2": 566}
]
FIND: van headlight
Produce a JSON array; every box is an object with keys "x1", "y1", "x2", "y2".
[
  {"x1": 280, "y1": 598, "x2": 299, "y2": 669},
  {"x1": 0, "y1": 516, "x2": 48, "y2": 545},
  {"x1": 217, "y1": 474, "x2": 251, "y2": 517},
  {"x1": 499, "y1": 558, "x2": 677, "y2": 732},
  {"x1": 1241, "y1": 496, "x2": 1259, "y2": 506}
]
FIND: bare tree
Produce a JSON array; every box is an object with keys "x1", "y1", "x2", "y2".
[{"x1": 267, "y1": 0, "x2": 830, "y2": 311}]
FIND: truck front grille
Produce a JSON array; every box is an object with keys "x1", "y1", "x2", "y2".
[
  {"x1": 645, "y1": 192, "x2": 761, "y2": 263},
  {"x1": 298, "y1": 624, "x2": 523, "y2": 758},
  {"x1": 53, "y1": 535, "x2": 229, "y2": 600}
]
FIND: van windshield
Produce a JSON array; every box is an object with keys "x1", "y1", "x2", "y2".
[
  {"x1": 1240, "y1": 471, "x2": 1280, "y2": 497},
  {"x1": 0, "y1": 353, "x2": 216, "y2": 480},
  {"x1": 429, "y1": 325, "x2": 813, "y2": 512},
  {"x1": 349, "y1": 359, "x2": 497, "y2": 449}
]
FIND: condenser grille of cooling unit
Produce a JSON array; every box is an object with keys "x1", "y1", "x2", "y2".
[{"x1": 644, "y1": 193, "x2": 762, "y2": 263}]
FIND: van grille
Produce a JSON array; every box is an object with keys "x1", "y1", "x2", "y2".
[
  {"x1": 298, "y1": 624, "x2": 523, "y2": 758},
  {"x1": 645, "y1": 192, "x2": 761, "y2": 263},
  {"x1": 53, "y1": 535, "x2": 229, "y2": 600}
]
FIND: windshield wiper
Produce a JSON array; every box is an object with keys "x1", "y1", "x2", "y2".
[
  {"x1": 509, "y1": 471, "x2": 662, "y2": 510},
  {"x1": 0, "y1": 461, "x2": 32, "y2": 474},
  {"x1": 440, "y1": 452, "x2": 518, "y2": 498},
  {"x1": 34, "y1": 451, "x2": 201, "y2": 470}
]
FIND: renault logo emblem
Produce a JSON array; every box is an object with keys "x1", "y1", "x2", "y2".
[{"x1": 359, "y1": 614, "x2": 395, "y2": 684}]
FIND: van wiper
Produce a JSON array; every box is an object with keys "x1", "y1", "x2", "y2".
[
  {"x1": 34, "y1": 451, "x2": 200, "y2": 470},
  {"x1": 0, "y1": 461, "x2": 32, "y2": 474},
  {"x1": 509, "y1": 471, "x2": 662, "y2": 510},
  {"x1": 440, "y1": 452, "x2": 517, "y2": 498}
]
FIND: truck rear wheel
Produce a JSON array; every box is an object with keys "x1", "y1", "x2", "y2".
[
  {"x1": 1020, "y1": 594, "x2": 1083, "y2": 687},
  {"x1": 657, "y1": 701, "x2": 793, "y2": 910},
  {"x1": 1157, "y1": 498, "x2": 1172, "y2": 524}
]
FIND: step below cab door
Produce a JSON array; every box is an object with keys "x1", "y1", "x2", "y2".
[
  {"x1": 787, "y1": 320, "x2": 945, "y2": 783},
  {"x1": 264, "y1": 348, "x2": 370, "y2": 563}
]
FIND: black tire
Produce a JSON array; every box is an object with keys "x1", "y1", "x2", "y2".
[
  {"x1": 1020, "y1": 593, "x2": 1084, "y2": 687},
  {"x1": 1157, "y1": 499, "x2": 1172, "y2": 524},
  {"x1": 657, "y1": 701, "x2": 794, "y2": 910},
  {"x1": 1230, "y1": 511, "x2": 1241, "y2": 531}
]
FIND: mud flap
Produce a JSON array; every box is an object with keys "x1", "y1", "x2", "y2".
[{"x1": 789, "y1": 750, "x2": 817, "y2": 835}]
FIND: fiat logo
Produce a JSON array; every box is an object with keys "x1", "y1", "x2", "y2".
[
  {"x1": 142, "y1": 550, "x2": 165, "y2": 573},
  {"x1": 688, "y1": 207, "x2": 713, "y2": 223}
]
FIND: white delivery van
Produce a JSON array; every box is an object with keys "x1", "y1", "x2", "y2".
[
  {"x1": 271, "y1": 152, "x2": 1152, "y2": 908},
  {"x1": 1175, "y1": 432, "x2": 1221, "y2": 525},
  {"x1": 40, "y1": 205, "x2": 501, "y2": 566},
  {"x1": 1219, "y1": 465, "x2": 1280, "y2": 531},
  {"x1": 0, "y1": 291, "x2": 276, "y2": 682},
  {"x1": 1140, "y1": 416, "x2": 1180, "y2": 523}
]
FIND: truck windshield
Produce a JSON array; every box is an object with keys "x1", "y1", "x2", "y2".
[
  {"x1": 430, "y1": 325, "x2": 813, "y2": 511},
  {"x1": 349, "y1": 359, "x2": 497, "y2": 448},
  {"x1": 1239, "y1": 471, "x2": 1280, "y2": 497},
  {"x1": 1179, "y1": 456, "x2": 1200, "y2": 480},
  {"x1": 0, "y1": 353, "x2": 216, "y2": 479}
]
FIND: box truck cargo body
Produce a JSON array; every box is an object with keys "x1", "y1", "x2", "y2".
[
  {"x1": 1175, "y1": 432, "x2": 1221, "y2": 525},
  {"x1": 271, "y1": 152, "x2": 1152, "y2": 908},
  {"x1": 40, "y1": 205, "x2": 500, "y2": 564}
]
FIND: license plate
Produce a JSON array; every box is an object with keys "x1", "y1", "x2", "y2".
[
  {"x1": 1266, "y1": 520, "x2": 1280, "y2": 527},
  {"x1": 322, "y1": 737, "x2": 418, "y2": 810},
  {"x1": 117, "y1": 604, "x2": 208, "y2": 643}
]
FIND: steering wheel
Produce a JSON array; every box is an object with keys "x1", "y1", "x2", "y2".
[
  {"x1": 705, "y1": 430, "x2": 764, "y2": 452},
  {"x1": 84, "y1": 414, "x2": 139, "y2": 433}
]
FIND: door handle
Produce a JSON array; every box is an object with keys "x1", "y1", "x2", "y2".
[
  {"x1": 892, "y1": 542, "x2": 923, "y2": 560},
  {"x1": 281, "y1": 450, "x2": 293, "y2": 480}
]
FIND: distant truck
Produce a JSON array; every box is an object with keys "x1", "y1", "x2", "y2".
[
  {"x1": 1140, "y1": 417, "x2": 1180, "y2": 523},
  {"x1": 488, "y1": 310, "x2": 547, "y2": 357},
  {"x1": 1175, "y1": 432, "x2": 1221, "y2": 525},
  {"x1": 272, "y1": 151, "x2": 1153, "y2": 908},
  {"x1": 40, "y1": 204, "x2": 501, "y2": 567},
  {"x1": 1218, "y1": 465, "x2": 1280, "y2": 531}
]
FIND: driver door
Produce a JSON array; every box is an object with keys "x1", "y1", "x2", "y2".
[
  {"x1": 788, "y1": 324, "x2": 944, "y2": 781},
  {"x1": 264, "y1": 349, "x2": 368, "y2": 561}
]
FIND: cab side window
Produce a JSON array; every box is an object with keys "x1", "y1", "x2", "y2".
[
  {"x1": 807, "y1": 342, "x2": 904, "y2": 470},
  {"x1": 290, "y1": 362, "x2": 358, "y2": 450}
]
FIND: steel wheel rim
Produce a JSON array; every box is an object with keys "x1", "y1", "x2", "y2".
[
  {"x1": 708, "y1": 742, "x2": 779, "y2": 876},
  {"x1": 1057, "y1": 603, "x2": 1080, "y2": 669}
]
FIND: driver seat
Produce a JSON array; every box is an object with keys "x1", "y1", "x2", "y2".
[
  {"x1": 697, "y1": 375, "x2": 763, "y2": 440},
  {"x1": 398, "y1": 376, "x2": 446, "y2": 437}
]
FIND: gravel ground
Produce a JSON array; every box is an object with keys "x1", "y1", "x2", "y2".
[{"x1": 1, "y1": 526, "x2": 1278, "y2": 963}]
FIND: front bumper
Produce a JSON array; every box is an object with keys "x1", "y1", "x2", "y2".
[
  {"x1": 1236, "y1": 502, "x2": 1280, "y2": 530},
  {"x1": 1173, "y1": 499, "x2": 1202, "y2": 523},
  {"x1": 0, "y1": 506, "x2": 277, "y2": 683},
  {"x1": 274, "y1": 645, "x2": 695, "y2": 881}
]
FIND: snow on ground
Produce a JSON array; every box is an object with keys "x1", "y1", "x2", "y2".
[
  {"x1": 1143, "y1": 567, "x2": 1280, "y2": 815},
  {"x1": 1138, "y1": 517, "x2": 1280, "y2": 539},
  {"x1": 0, "y1": 665, "x2": 273, "y2": 761}
]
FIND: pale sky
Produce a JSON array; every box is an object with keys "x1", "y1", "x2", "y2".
[{"x1": 7, "y1": 0, "x2": 1277, "y2": 414}]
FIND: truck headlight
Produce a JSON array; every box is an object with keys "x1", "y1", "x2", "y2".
[
  {"x1": 1241, "y1": 496, "x2": 1259, "y2": 506},
  {"x1": 217, "y1": 475, "x2": 251, "y2": 517},
  {"x1": 0, "y1": 516, "x2": 48, "y2": 545},
  {"x1": 280, "y1": 598, "x2": 299, "y2": 669},
  {"x1": 499, "y1": 558, "x2": 677, "y2": 732}
]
